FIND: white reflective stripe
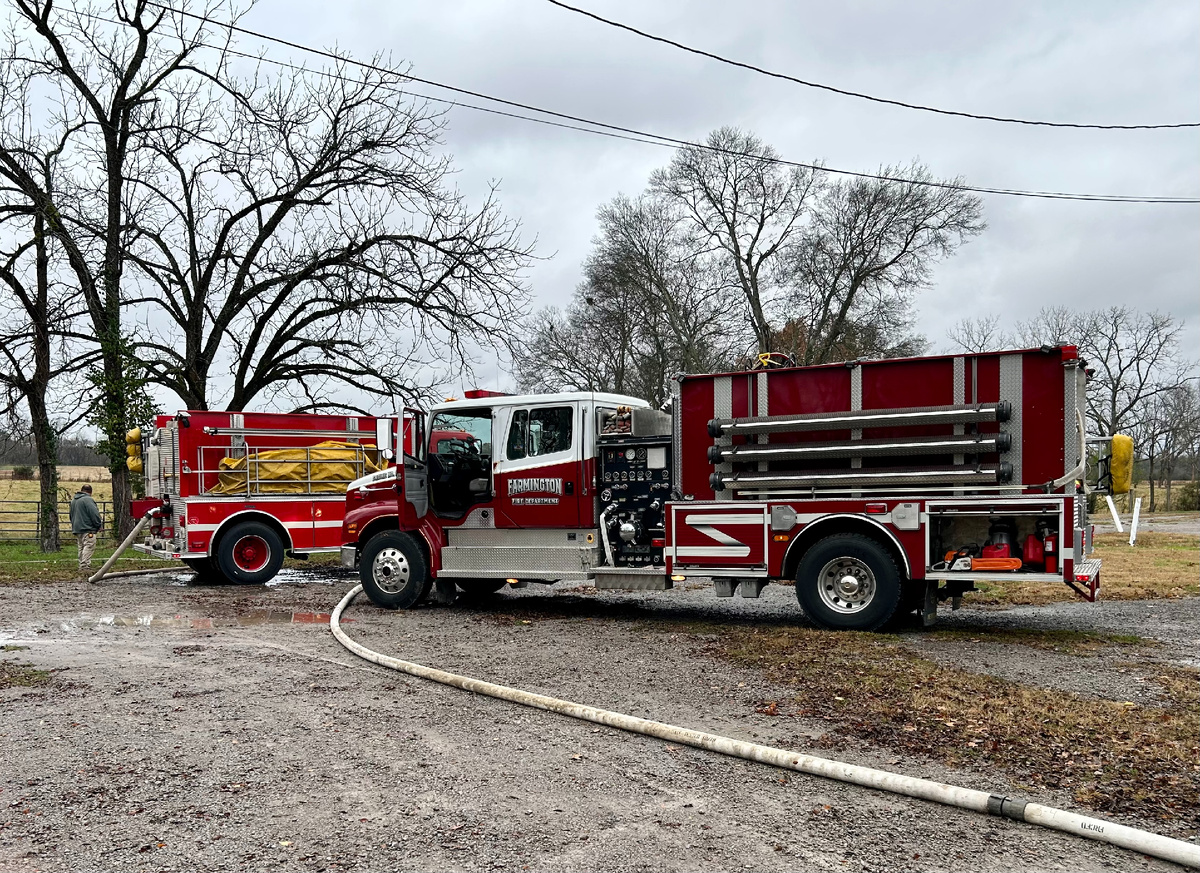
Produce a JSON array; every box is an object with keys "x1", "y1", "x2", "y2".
[
  {"x1": 682, "y1": 513, "x2": 757, "y2": 558},
  {"x1": 186, "y1": 521, "x2": 319, "y2": 533},
  {"x1": 684, "y1": 513, "x2": 763, "y2": 526},
  {"x1": 676, "y1": 546, "x2": 750, "y2": 558}
]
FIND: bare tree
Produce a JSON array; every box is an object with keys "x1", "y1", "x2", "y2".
[
  {"x1": 517, "y1": 193, "x2": 744, "y2": 404},
  {"x1": 948, "y1": 314, "x2": 1012, "y2": 353},
  {"x1": 785, "y1": 164, "x2": 984, "y2": 364},
  {"x1": 649, "y1": 127, "x2": 820, "y2": 354},
  {"x1": 1, "y1": 0, "x2": 240, "y2": 535},
  {"x1": 1074, "y1": 307, "x2": 1191, "y2": 438},
  {"x1": 3, "y1": 1, "x2": 534, "y2": 541},
  {"x1": 0, "y1": 214, "x2": 91, "y2": 551},
  {"x1": 125, "y1": 58, "x2": 532, "y2": 411},
  {"x1": 1013, "y1": 305, "x2": 1077, "y2": 348}
]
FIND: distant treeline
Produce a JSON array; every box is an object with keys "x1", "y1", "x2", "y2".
[{"x1": 0, "y1": 432, "x2": 106, "y2": 466}]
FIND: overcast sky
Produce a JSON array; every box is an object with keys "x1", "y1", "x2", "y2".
[{"x1": 247, "y1": 0, "x2": 1198, "y2": 394}]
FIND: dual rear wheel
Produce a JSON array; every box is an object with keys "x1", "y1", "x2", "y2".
[{"x1": 794, "y1": 534, "x2": 904, "y2": 632}]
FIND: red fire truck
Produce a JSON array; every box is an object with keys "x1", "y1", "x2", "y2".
[
  {"x1": 340, "y1": 347, "x2": 1127, "y2": 631},
  {"x1": 129, "y1": 410, "x2": 408, "y2": 584}
]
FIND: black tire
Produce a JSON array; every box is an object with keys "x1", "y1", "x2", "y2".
[
  {"x1": 795, "y1": 534, "x2": 902, "y2": 631},
  {"x1": 359, "y1": 531, "x2": 431, "y2": 609},
  {"x1": 215, "y1": 521, "x2": 285, "y2": 585},
  {"x1": 453, "y1": 578, "x2": 506, "y2": 597}
]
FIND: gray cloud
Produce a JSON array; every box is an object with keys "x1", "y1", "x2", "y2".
[{"x1": 252, "y1": 0, "x2": 1198, "y2": 386}]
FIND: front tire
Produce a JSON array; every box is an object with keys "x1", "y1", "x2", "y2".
[
  {"x1": 215, "y1": 521, "x2": 285, "y2": 584},
  {"x1": 795, "y1": 534, "x2": 901, "y2": 631},
  {"x1": 359, "y1": 531, "x2": 431, "y2": 609}
]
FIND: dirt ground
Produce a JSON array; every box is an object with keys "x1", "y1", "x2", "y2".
[{"x1": 1, "y1": 568, "x2": 1197, "y2": 873}]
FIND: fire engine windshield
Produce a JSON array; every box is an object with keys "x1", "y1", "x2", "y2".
[{"x1": 427, "y1": 408, "x2": 492, "y2": 517}]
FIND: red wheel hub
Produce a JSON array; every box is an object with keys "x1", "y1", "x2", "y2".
[{"x1": 232, "y1": 535, "x2": 270, "y2": 573}]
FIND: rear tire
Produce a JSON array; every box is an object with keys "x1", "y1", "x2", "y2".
[
  {"x1": 795, "y1": 534, "x2": 901, "y2": 631},
  {"x1": 215, "y1": 521, "x2": 285, "y2": 585},
  {"x1": 359, "y1": 531, "x2": 431, "y2": 609}
]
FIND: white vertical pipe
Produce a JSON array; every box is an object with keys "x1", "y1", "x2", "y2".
[
  {"x1": 1128, "y1": 497, "x2": 1142, "y2": 546},
  {"x1": 1104, "y1": 495, "x2": 1123, "y2": 533}
]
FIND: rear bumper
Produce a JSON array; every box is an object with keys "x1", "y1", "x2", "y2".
[
  {"x1": 340, "y1": 545, "x2": 357, "y2": 569},
  {"x1": 1068, "y1": 557, "x2": 1101, "y2": 602}
]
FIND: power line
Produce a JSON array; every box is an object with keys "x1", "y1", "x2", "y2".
[
  {"x1": 545, "y1": 0, "x2": 1200, "y2": 132},
  {"x1": 123, "y1": 2, "x2": 1199, "y2": 204}
]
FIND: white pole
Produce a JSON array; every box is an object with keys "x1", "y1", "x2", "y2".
[
  {"x1": 1104, "y1": 495, "x2": 1123, "y2": 533},
  {"x1": 1128, "y1": 497, "x2": 1142, "y2": 546}
]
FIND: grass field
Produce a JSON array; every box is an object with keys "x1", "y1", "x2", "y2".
[
  {"x1": 972, "y1": 532, "x2": 1199, "y2": 606},
  {"x1": 0, "y1": 471, "x2": 117, "y2": 545}
]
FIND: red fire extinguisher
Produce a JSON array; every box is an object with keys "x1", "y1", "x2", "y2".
[{"x1": 1044, "y1": 531, "x2": 1058, "y2": 574}]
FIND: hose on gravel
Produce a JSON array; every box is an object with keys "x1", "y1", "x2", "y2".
[{"x1": 330, "y1": 584, "x2": 1199, "y2": 869}]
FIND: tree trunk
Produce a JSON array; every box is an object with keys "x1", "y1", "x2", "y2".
[
  {"x1": 31, "y1": 402, "x2": 59, "y2": 553},
  {"x1": 30, "y1": 215, "x2": 59, "y2": 552}
]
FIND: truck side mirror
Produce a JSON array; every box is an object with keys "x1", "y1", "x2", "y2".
[
  {"x1": 375, "y1": 417, "x2": 395, "y2": 461},
  {"x1": 468, "y1": 477, "x2": 489, "y2": 493}
]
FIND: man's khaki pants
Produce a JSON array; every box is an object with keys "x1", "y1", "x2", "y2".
[{"x1": 77, "y1": 532, "x2": 97, "y2": 571}]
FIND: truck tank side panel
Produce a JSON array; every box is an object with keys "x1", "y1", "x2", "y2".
[
  {"x1": 1022, "y1": 352, "x2": 1067, "y2": 487},
  {"x1": 862, "y1": 358, "x2": 955, "y2": 439},
  {"x1": 678, "y1": 377, "x2": 716, "y2": 500}
]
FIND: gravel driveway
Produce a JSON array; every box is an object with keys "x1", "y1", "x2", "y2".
[{"x1": 1, "y1": 568, "x2": 1196, "y2": 872}]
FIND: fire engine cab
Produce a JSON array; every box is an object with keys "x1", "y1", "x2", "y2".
[{"x1": 341, "y1": 347, "x2": 1125, "y2": 631}]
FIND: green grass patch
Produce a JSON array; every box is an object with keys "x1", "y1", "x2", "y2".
[
  {"x1": 0, "y1": 659, "x2": 53, "y2": 689},
  {"x1": 1, "y1": 644, "x2": 30, "y2": 652},
  {"x1": 698, "y1": 624, "x2": 1198, "y2": 825},
  {"x1": 0, "y1": 540, "x2": 169, "y2": 585}
]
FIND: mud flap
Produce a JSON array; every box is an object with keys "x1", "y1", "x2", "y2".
[
  {"x1": 922, "y1": 580, "x2": 939, "y2": 628},
  {"x1": 433, "y1": 575, "x2": 458, "y2": 606}
]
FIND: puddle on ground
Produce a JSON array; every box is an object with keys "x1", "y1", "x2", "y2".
[{"x1": 50, "y1": 610, "x2": 351, "y2": 633}]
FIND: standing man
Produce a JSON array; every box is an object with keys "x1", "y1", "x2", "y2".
[{"x1": 69, "y1": 484, "x2": 103, "y2": 579}]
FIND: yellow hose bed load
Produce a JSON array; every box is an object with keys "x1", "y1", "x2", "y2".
[
  {"x1": 208, "y1": 441, "x2": 382, "y2": 495},
  {"x1": 1110, "y1": 434, "x2": 1134, "y2": 494}
]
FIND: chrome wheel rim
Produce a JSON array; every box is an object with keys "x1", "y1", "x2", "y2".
[
  {"x1": 371, "y1": 547, "x2": 411, "y2": 595},
  {"x1": 231, "y1": 535, "x2": 270, "y2": 573},
  {"x1": 817, "y1": 556, "x2": 877, "y2": 614}
]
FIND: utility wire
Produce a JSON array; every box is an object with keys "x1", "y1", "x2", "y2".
[
  {"x1": 545, "y1": 0, "x2": 1200, "y2": 131},
  {"x1": 121, "y1": 2, "x2": 1199, "y2": 203}
]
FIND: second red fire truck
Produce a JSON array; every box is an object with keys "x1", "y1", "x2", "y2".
[{"x1": 339, "y1": 346, "x2": 1127, "y2": 631}]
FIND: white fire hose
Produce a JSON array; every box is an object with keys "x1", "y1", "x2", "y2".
[
  {"x1": 88, "y1": 508, "x2": 160, "y2": 584},
  {"x1": 330, "y1": 584, "x2": 1198, "y2": 868}
]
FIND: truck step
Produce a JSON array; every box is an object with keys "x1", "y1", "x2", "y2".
[{"x1": 592, "y1": 567, "x2": 672, "y2": 591}]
